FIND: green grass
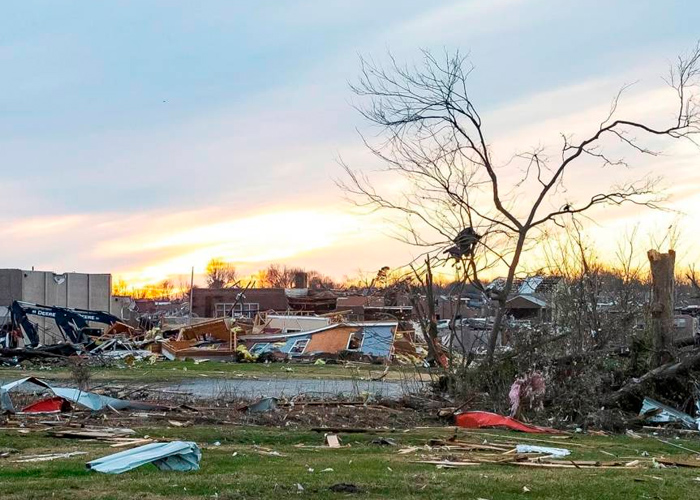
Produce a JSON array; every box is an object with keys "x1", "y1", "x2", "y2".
[
  {"x1": 0, "y1": 360, "x2": 429, "y2": 383},
  {"x1": 0, "y1": 426, "x2": 699, "y2": 499}
]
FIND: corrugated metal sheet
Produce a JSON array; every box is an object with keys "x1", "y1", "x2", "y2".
[{"x1": 87, "y1": 441, "x2": 201, "y2": 474}]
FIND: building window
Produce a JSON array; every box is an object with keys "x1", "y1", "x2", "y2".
[
  {"x1": 214, "y1": 303, "x2": 235, "y2": 318},
  {"x1": 289, "y1": 339, "x2": 309, "y2": 355},
  {"x1": 214, "y1": 302, "x2": 260, "y2": 318},
  {"x1": 347, "y1": 331, "x2": 365, "y2": 350},
  {"x1": 234, "y1": 303, "x2": 259, "y2": 318}
]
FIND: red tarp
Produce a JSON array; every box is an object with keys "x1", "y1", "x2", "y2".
[
  {"x1": 21, "y1": 397, "x2": 71, "y2": 414},
  {"x1": 455, "y1": 411, "x2": 561, "y2": 434}
]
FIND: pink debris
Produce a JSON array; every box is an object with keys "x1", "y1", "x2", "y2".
[{"x1": 509, "y1": 371, "x2": 546, "y2": 418}]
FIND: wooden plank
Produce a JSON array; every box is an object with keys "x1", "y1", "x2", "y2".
[
  {"x1": 109, "y1": 438, "x2": 154, "y2": 448},
  {"x1": 511, "y1": 462, "x2": 639, "y2": 469},
  {"x1": 325, "y1": 434, "x2": 341, "y2": 448},
  {"x1": 656, "y1": 457, "x2": 700, "y2": 468},
  {"x1": 412, "y1": 460, "x2": 481, "y2": 467}
]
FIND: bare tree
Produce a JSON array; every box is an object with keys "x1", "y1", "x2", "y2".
[
  {"x1": 339, "y1": 45, "x2": 700, "y2": 362},
  {"x1": 112, "y1": 278, "x2": 130, "y2": 297},
  {"x1": 257, "y1": 264, "x2": 335, "y2": 289},
  {"x1": 159, "y1": 279, "x2": 174, "y2": 300},
  {"x1": 259, "y1": 264, "x2": 301, "y2": 288},
  {"x1": 306, "y1": 270, "x2": 337, "y2": 290},
  {"x1": 608, "y1": 226, "x2": 648, "y2": 350},
  {"x1": 688, "y1": 265, "x2": 700, "y2": 297},
  {"x1": 176, "y1": 275, "x2": 192, "y2": 301},
  {"x1": 541, "y1": 218, "x2": 602, "y2": 352},
  {"x1": 205, "y1": 258, "x2": 238, "y2": 289}
]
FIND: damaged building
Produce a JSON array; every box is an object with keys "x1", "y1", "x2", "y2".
[{"x1": 190, "y1": 287, "x2": 288, "y2": 318}]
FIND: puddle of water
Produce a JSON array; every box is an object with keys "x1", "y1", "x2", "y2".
[
  {"x1": 160, "y1": 377, "x2": 418, "y2": 399},
  {"x1": 0, "y1": 376, "x2": 426, "y2": 401}
]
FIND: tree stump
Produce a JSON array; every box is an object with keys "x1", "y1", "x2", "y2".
[{"x1": 647, "y1": 249, "x2": 675, "y2": 367}]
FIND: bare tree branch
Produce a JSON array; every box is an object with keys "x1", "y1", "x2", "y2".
[{"x1": 340, "y1": 44, "x2": 700, "y2": 361}]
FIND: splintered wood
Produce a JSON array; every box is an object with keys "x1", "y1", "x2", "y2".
[
  {"x1": 47, "y1": 427, "x2": 136, "y2": 440},
  {"x1": 409, "y1": 436, "x2": 700, "y2": 471}
]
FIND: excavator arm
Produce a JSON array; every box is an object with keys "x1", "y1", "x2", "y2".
[
  {"x1": 9, "y1": 301, "x2": 128, "y2": 348},
  {"x1": 71, "y1": 308, "x2": 121, "y2": 326},
  {"x1": 10, "y1": 301, "x2": 41, "y2": 347},
  {"x1": 10, "y1": 301, "x2": 90, "y2": 347}
]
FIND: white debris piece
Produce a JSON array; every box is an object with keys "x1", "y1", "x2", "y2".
[{"x1": 515, "y1": 444, "x2": 571, "y2": 457}]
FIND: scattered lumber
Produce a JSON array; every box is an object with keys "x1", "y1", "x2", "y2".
[
  {"x1": 311, "y1": 427, "x2": 377, "y2": 434},
  {"x1": 406, "y1": 437, "x2": 698, "y2": 471},
  {"x1": 509, "y1": 462, "x2": 639, "y2": 469},
  {"x1": 13, "y1": 451, "x2": 87, "y2": 463},
  {"x1": 412, "y1": 460, "x2": 481, "y2": 467},
  {"x1": 47, "y1": 427, "x2": 135, "y2": 440},
  {"x1": 109, "y1": 438, "x2": 155, "y2": 448}
]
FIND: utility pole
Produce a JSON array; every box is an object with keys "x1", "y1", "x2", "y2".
[{"x1": 188, "y1": 266, "x2": 194, "y2": 326}]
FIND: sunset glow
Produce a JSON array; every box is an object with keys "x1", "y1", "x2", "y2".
[{"x1": 0, "y1": 1, "x2": 697, "y2": 289}]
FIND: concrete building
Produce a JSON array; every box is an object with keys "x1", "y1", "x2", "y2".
[{"x1": 0, "y1": 269, "x2": 112, "y2": 344}]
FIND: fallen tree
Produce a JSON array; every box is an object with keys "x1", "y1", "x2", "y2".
[{"x1": 607, "y1": 351, "x2": 700, "y2": 407}]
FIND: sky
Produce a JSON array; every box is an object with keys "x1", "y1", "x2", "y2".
[{"x1": 0, "y1": 1, "x2": 698, "y2": 287}]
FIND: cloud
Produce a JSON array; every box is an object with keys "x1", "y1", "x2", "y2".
[
  {"x1": 1, "y1": 2, "x2": 698, "y2": 285},
  {"x1": 0, "y1": 202, "x2": 393, "y2": 285},
  {"x1": 390, "y1": 0, "x2": 532, "y2": 43}
]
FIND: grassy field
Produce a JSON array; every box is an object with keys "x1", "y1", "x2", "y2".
[
  {"x1": 0, "y1": 425, "x2": 698, "y2": 499},
  {"x1": 0, "y1": 360, "x2": 428, "y2": 383}
]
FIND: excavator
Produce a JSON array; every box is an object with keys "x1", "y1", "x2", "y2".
[{"x1": 4, "y1": 301, "x2": 124, "y2": 348}]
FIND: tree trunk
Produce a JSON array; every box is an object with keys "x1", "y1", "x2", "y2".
[
  {"x1": 409, "y1": 259, "x2": 444, "y2": 369},
  {"x1": 486, "y1": 234, "x2": 527, "y2": 362},
  {"x1": 647, "y1": 249, "x2": 675, "y2": 367},
  {"x1": 487, "y1": 298, "x2": 507, "y2": 361},
  {"x1": 423, "y1": 260, "x2": 446, "y2": 368}
]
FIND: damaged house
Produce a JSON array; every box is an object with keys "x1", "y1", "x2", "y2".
[
  {"x1": 240, "y1": 322, "x2": 398, "y2": 361},
  {"x1": 252, "y1": 313, "x2": 332, "y2": 335},
  {"x1": 499, "y1": 276, "x2": 562, "y2": 322},
  {"x1": 286, "y1": 289, "x2": 338, "y2": 314},
  {"x1": 160, "y1": 317, "x2": 238, "y2": 361}
]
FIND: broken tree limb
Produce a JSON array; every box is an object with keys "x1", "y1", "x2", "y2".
[
  {"x1": 653, "y1": 436, "x2": 700, "y2": 456},
  {"x1": 607, "y1": 351, "x2": 700, "y2": 405}
]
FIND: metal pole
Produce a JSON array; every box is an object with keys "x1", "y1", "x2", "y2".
[{"x1": 188, "y1": 266, "x2": 194, "y2": 326}]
